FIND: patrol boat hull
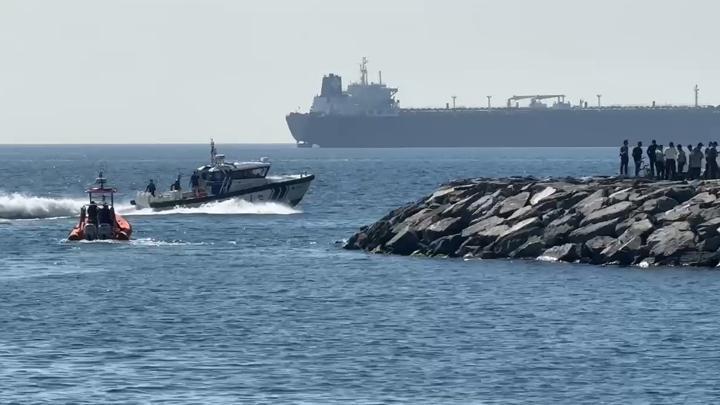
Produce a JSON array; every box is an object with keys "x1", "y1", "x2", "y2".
[{"x1": 131, "y1": 175, "x2": 314, "y2": 210}]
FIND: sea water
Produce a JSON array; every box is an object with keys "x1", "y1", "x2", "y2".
[{"x1": 1, "y1": 145, "x2": 719, "y2": 404}]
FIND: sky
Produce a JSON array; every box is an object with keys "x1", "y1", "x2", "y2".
[{"x1": 0, "y1": 0, "x2": 719, "y2": 144}]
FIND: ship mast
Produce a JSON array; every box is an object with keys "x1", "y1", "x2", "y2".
[
  {"x1": 695, "y1": 84, "x2": 700, "y2": 107},
  {"x1": 360, "y1": 57, "x2": 368, "y2": 85}
]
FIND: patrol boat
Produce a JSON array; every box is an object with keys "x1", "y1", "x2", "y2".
[{"x1": 130, "y1": 141, "x2": 314, "y2": 210}]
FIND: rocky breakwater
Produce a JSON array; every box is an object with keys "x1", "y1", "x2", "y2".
[{"x1": 344, "y1": 177, "x2": 720, "y2": 267}]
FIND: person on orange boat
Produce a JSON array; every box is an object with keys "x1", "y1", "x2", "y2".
[
  {"x1": 87, "y1": 201, "x2": 98, "y2": 226},
  {"x1": 98, "y1": 203, "x2": 112, "y2": 225},
  {"x1": 145, "y1": 179, "x2": 156, "y2": 197}
]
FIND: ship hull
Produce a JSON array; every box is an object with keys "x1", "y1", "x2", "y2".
[{"x1": 287, "y1": 108, "x2": 720, "y2": 147}]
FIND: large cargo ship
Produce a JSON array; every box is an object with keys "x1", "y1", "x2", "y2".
[{"x1": 286, "y1": 58, "x2": 720, "y2": 147}]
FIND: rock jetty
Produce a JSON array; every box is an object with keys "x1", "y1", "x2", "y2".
[{"x1": 344, "y1": 177, "x2": 720, "y2": 267}]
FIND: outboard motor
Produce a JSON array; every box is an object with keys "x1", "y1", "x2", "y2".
[
  {"x1": 320, "y1": 74, "x2": 342, "y2": 98},
  {"x1": 97, "y1": 223, "x2": 113, "y2": 240},
  {"x1": 84, "y1": 223, "x2": 98, "y2": 241}
]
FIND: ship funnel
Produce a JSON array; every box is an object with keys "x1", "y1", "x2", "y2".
[{"x1": 320, "y1": 74, "x2": 343, "y2": 97}]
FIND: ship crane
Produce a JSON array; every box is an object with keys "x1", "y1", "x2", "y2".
[{"x1": 507, "y1": 94, "x2": 566, "y2": 108}]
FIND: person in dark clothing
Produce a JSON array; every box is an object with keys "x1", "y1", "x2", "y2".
[
  {"x1": 705, "y1": 142, "x2": 718, "y2": 179},
  {"x1": 190, "y1": 171, "x2": 200, "y2": 196},
  {"x1": 87, "y1": 201, "x2": 98, "y2": 226},
  {"x1": 619, "y1": 140, "x2": 629, "y2": 176},
  {"x1": 676, "y1": 144, "x2": 687, "y2": 179},
  {"x1": 689, "y1": 143, "x2": 704, "y2": 180},
  {"x1": 98, "y1": 203, "x2": 112, "y2": 225},
  {"x1": 145, "y1": 180, "x2": 156, "y2": 197},
  {"x1": 171, "y1": 175, "x2": 182, "y2": 191},
  {"x1": 632, "y1": 141, "x2": 643, "y2": 177},
  {"x1": 647, "y1": 140, "x2": 657, "y2": 177},
  {"x1": 654, "y1": 145, "x2": 665, "y2": 180}
]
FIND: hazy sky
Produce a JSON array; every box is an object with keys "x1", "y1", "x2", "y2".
[{"x1": 1, "y1": 0, "x2": 718, "y2": 144}]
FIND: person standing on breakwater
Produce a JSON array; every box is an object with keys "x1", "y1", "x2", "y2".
[
  {"x1": 619, "y1": 140, "x2": 629, "y2": 176},
  {"x1": 647, "y1": 140, "x2": 658, "y2": 177},
  {"x1": 664, "y1": 141, "x2": 677, "y2": 180},
  {"x1": 677, "y1": 144, "x2": 687, "y2": 179},
  {"x1": 708, "y1": 142, "x2": 719, "y2": 179},
  {"x1": 689, "y1": 143, "x2": 704, "y2": 180},
  {"x1": 654, "y1": 145, "x2": 665, "y2": 180},
  {"x1": 632, "y1": 141, "x2": 644, "y2": 177}
]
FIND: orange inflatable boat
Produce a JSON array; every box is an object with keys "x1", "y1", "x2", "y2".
[{"x1": 67, "y1": 172, "x2": 133, "y2": 241}]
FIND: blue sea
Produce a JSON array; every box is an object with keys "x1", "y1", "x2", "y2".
[{"x1": 1, "y1": 145, "x2": 719, "y2": 404}]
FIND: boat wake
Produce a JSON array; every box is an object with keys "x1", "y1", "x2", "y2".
[
  {"x1": 119, "y1": 198, "x2": 302, "y2": 216},
  {"x1": 0, "y1": 192, "x2": 301, "y2": 221},
  {"x1": 0, "y1": 192, "x2": 85, "y2": 220}
]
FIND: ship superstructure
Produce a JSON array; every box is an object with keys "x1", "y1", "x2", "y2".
[{"x1": 286, "y1": 59, "x2": 720, "y2": 147}]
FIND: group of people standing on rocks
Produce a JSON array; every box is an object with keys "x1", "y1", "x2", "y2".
[{"x1": 620, "y1": 139, "x2": 719, "y2": 180}]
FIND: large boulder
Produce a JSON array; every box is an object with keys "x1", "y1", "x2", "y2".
[
  {"x1": 646, "y1": 224, "x2": 696, "y2": 259},
  {"x1": 696, "y1": 217, "x2": 720, "y2": 240},
  {"x1": 428, "y1": 234, "x2": 464, "y2": 256},
  {"x1": 492, "y1": 217, "x2": 543, "y2": 256},
  {"x1": 600, "y1": 230, "x2": 644, "y2": 265},
  {"x1": 641, "y1": 196, "x2": 678, "y2": 215},
  {"x1": 530, "y1": 186, "x2": 557, "y2": 205},
  {"x1": 579, "y1": 201, "x2": 634, "y2": 226},
  {"x1": 543, "y1": 213, "x2": 582, "y2": 246},
  {"x1": 687, "y1": 191, "x2": 717, "y2": 207},
  {"x1": 538, "y1": 244, "x2": 581, "y2": 262},
  {"x1": 423, "y1": 217, "x2": 465, "y2": 241},
  {"x1": 462, "y1": 216, "x2": 505, "y2": 238},
  {"x1": 573, "y1": 190, "x2": 608, "y2": 216},
  {"x1": 474, "y1": 224, "x2": 511, "y2": 246},
  {"x1": 385, "y1": 227, "x2": 420, "y2": 255},
  {"x1": 567, "y1": 218, "x2": 620, "y2": 243},
  {"x1": 392, "y1": 206, "x2": 445, "y2": 233},
  {"x1": 615, "y1": 214, "x2": 652, "y2": 236},
  {"x1": 582, "y1": 236, "x2": 616, "y2": 263},
  {"x1": 608, "y1": 187, "x2": 632, "y2": 204},
  {"x1": 656, "y1": 203, "x2": 701, "y2": 223},
  {"x1": 676, "y1": 251, "x2": 720, "y2": 267},
  {"x1": 498, "y1": 192, "x2": 530, "y2": 217},
  {"x1": 699, "y1": 236, "x2": 720, "y2": 252},
  {"x1": 509, "y1": 236, "x2": 545, "y2": 258}
]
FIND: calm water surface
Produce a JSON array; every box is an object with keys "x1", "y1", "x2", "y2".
[{"x1": 0, "y1": 145, "x2": 719, "y2": 404}]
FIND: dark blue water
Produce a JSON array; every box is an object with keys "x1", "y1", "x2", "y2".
[{"x1": 1, "y1": 145, "x2": 719, "y2": 404}]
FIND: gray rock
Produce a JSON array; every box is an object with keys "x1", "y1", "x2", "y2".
[
  {"x1": 699, "y1": 236, "x2": 720, "y2": 252},
  {"x1": 624, "y1": 218, "x2": 655, "y2": 239},
  {"x1": 574, "y1": 189, "x2": 608, "y2": 216},
  {"x1": 608, "y1": 187, "x2": 632, "y2": 204},
  {"x1": 423, "y1": 217, "x2": 465, "y2": 241},
  {"x1": 543, "y1": 213, "x2": 582, "y2": 246},
  {"x1": 385, "y1": 227, "x2": 420, "y2": 255},
  {"x1": 509, "y1": 236, "x2": 546, "y2": 258},
  {"x1": 580, "y1": 201, "x2": 634, "y2": 226},
  {"x1": 497, "y1": 217, "x2": 542, "y2": 242},
  {"x1": 392, "y1": 206, "x2": 444, "y2": 233},
  {"x1": 688, "y1": 191, "x2": 717, "y2": 207},
  {"x1": 560, "y1": 191, "x2": 590, "y2": 210},
  {"x1": 657, "y1": 203, "x2": 701, "y2": 223},
  {"x1": 462, "y1": 216, "x2": 505, "y2": 238},
  {"x1": 467, "y1": 193, "x2": 497, "y2": 216},
  {"x1": 676, "y1": 251, "x2": 720, "y2": 267},
  {"x1": 568, "y1": 218, "x2": 620, "y2": 243},
  {"x1": 615, "y1": 214, "x2": 651, "y2": 236},
  {"x1": 665, "y1": 186, "x2": 696, "y2": 204},
  {"x1": 647, "y1": 225, "x2": 696, "y2": 258},
  {"x1": 541, "y1": 208, "x2": 565, "y2": 225},
  {"x1": 641, "y1": 196, "x2": 678, "y2": 214},
  {"x1": 498, "y1": 192, "x2": 530, "y2": 217},
  {"x1": 475, "y1": 224, "x2": 511, "y2": 246},
  {"x1": 696, "y1": 217, "x2": 720, "y2": 240},
  {"x1": 530, "y1": 186, "x2": 557, "y2": 205},
  {"x1": 428, "y1": 234, "x2": 464, "y2": 256},
  {"x1": 539, "y1": 243, "x2": 581, "y2": 262},
  {"x1": 600, "y1": 230, "x2": 644, "y2": 265},
  {"x1": 507, "y1": 204, "x2": 535, "y2": 221},
  {"x1": 582, "y1": 236, "x2": 616, "y2": 263}
]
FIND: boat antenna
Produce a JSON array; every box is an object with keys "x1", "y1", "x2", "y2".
[
  {"x1": 360, "y1": 57, "x2": 368, "y2": 85},
  {"x1": 694, "y1": 84, "x2": 700, "y2": 107},
  {"x1": 210, "y1": 138, "x2": 217, "y2": 165}
]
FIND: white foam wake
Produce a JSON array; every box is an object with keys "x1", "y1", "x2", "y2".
[
  {"x1": 0, "y1": 193, "x2": 85, "y2": 220},
  {"x1": 119, "y1": 198, "x2": 301, "y2": 216}
]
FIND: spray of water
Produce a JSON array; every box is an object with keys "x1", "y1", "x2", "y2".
[
  {"x1": 0, "y1": 193, "x2": 85, "y2": 219},
  {"x1": 121, "y1": 198, "x2": 301, "y2": 216},
  {"x1": 0, "y1": 192, "x2": 300, "y2": 220}
]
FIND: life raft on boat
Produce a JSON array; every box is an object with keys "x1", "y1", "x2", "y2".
[{"x1": 67, "y1": 172, "x2": 133, "y2": 241}]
